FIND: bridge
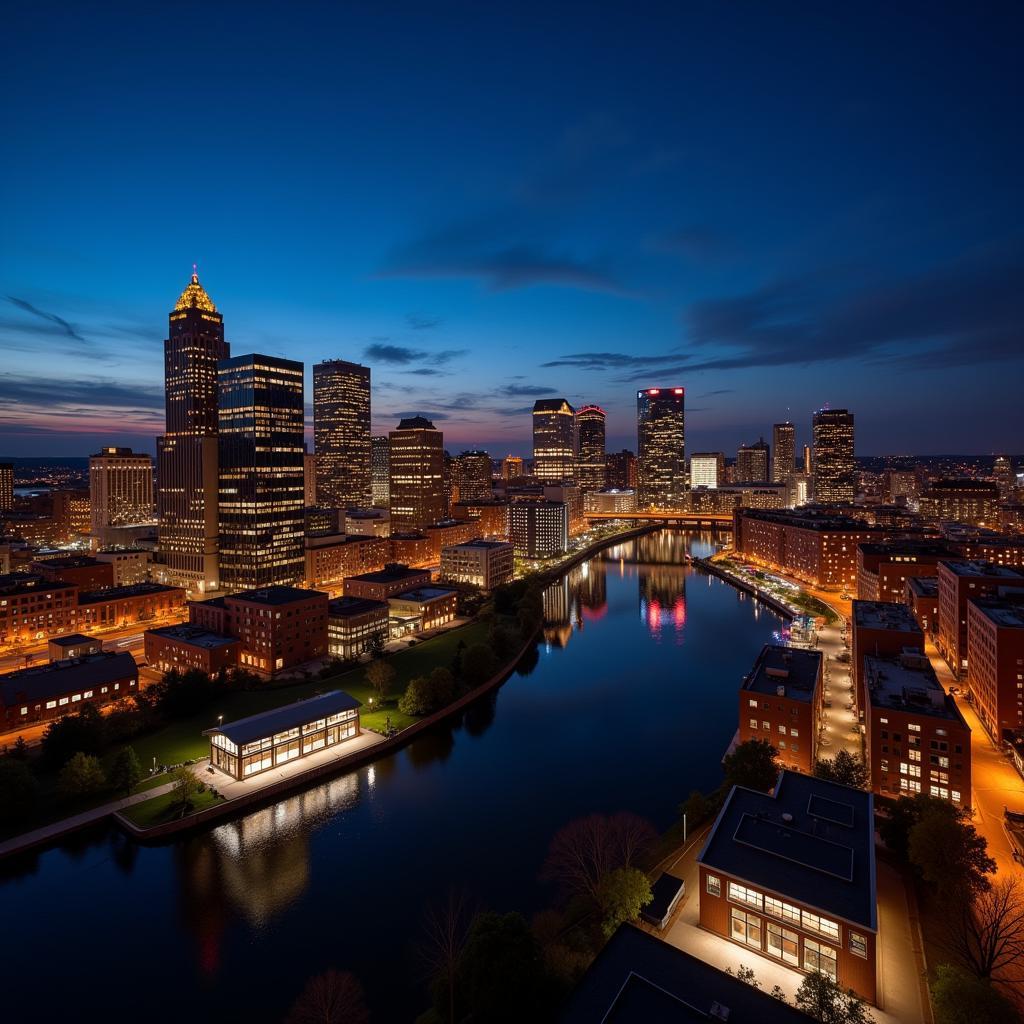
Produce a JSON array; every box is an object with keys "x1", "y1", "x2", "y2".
[{"x1": 584, "y1": 511, "x2": 734, "y2": 528}]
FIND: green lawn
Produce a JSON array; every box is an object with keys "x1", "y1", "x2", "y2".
[{"x1": 121, "y1": 787, "x2": 224, "y2": 828}]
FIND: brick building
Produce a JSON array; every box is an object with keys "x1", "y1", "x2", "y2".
[
  {"x1": 905, "y1": 576, "x2": 940, "y2": 638},
  {"x1": 0, "y1": 574, "x2": 78, "y2": 646},
  {"x1": 144, "y1": 624, "x2": 242, "y2": 675},
  {"x1": 855, "y1": 541, "x2": 950, "y2": 603},
  {"x1": 29, "y1": 556, "x2": 115, "y2": 592},
  {"x1": 851, "y1": 600, "x2": 924, "y2": 696},
  {"x1": 450, "y1": 499, "x2": 511, "y2": 539},
  {"x1": 76, "y1": 582, "x2": 185, "y2": 630},
  {"x1": 967, "y1": 598, "x2": 1024, "y2": 742},
  {"x1": 342, "y1": 564, "x2": 432, "y2": 602},
  {"x1": 304, "y1": 533, "x2": 388, "y2": 587}
]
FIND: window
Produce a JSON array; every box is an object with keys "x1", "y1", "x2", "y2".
[
  {"x1": 778, "y1": 724, "x2": 787, "y2": 734},
  {"x1": 952, "y1": 790, "x2": 962, "y2": 803},
  {"x1": 767, "y1": 922, "x2": 800, "y2": 966},
  {"x1": 731, "y1": 907, "x2": 762, "y2": 949},
  {"x1": 909, "y1": 749, "x2": 921, "y2": 762},
  {"x1": 804, "y1": 938, "x2": 838, "y2": 980},
  {"x1": 849, "y1": 932, "x2": 868, "y2": 958},
  {"x1": 802, "y1": 911, "x2": 840, "y2": 942},
  {"x1": 750, "y1": 718, "x2": 758, "y2": 730},
  {"x1": 748, "y1": 698, "x2": 758, "y2": 707},
  {"x1": 706, "y1": 874, "x2": 721, "y2": 897},
  {"x1": 728, "y1": 882, "x2": 763, "y2": 910},
  {"x1": 46, "y1": 700, "x2": 56, "y2": 709}
]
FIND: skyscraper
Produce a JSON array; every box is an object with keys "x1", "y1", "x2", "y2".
[
  {"x1": 501, "y1": 455, "x2": 524, "y2": 481},
  {"x1": 637, "y1": 388, "x2": 685, "y2": 508},
  {"x1": 89, "y1": 447, "x2": 154, "y2": 531},
  {"x1": 455, "y1": 450, "x2": 493, "y2": 503},
  {"x1": 532, "y1": 399, "x2": 576, "y2": 481},
  {"x1": 389, "y1": 416, "x2": 445, "y2": 531},
  {"x1": 575, "y1": 404, "x2": 607, "y2": 493},
  {"x1": 371, "y1": 435, "x2": 390, "y2": 508},
  {"x1": 605, "y1": 449, "x2": 637, "y2": 489},
  {"x1": 313, "y1": 359, "x2": 371, "y2": 510},
  {"x1": 303, "y1": 450, "x2": 318, "y2": 506},
  {"x1": 0, "y1": 463, "x2": 14, "y2": 512},
  {"x1": 736, "y1": 438, "x2": 770, "y2": 483},
  {"x1": 690, "y1": 452, "x2": 725, "y2": 489},
  {"x1": 156, "y1": 270, "x2": 229, "y2": 593},
  {"x1": 812, "y1": 408, "x2": 855, "y2": 504},
  {"x1": 772, "y1": 422, "x2": 796, "y2": 483},
  {"x1": 217, "y1": 354, "x2": 305, "y2": 588}
]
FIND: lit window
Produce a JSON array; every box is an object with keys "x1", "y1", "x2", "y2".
[{"x1": 706, "y1": 874, "x2": 721, "y2": 897}]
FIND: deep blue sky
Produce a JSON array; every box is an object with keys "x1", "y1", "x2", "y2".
[{"x1": 1, "y1": 2, "x2": 1021, "y2": 458}]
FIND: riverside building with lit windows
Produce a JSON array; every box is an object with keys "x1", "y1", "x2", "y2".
[
  {"x1": 313, "y1": 359, "x2": 372, "y2": 510},
  {"x1": 440, "y1": 539, "x2": 514, "y2": 589},
  {"x1": 510, "y1": 500, "x2": 568, "y2": 558},
  {"x1": 738, "y1": 645, "x2": 822, "y2": 773},
  {"x1": 156, "y1": 271, "x2": 229, "y2": 593},
  {"x1": 388, "y1": 587, "x2": 458, "y2": 635},
  {"x1": 217, "y1": 354, "x2": 306, "y2": 589},
  {"x1": 388, "y1": 416, "x2": 446, "y2": 531},
  {"x1": 587, "y1": 488, "x2": 638, "y2": 514},
  {"x1": 966, "y1": 597, "x2": 1024, "y2": 742},
  {"x1": 855, "y1": 541, "x2": 952, "y2": 603},
  {"x1": 327, "y1": 597, "x2": 389, "y2": 660},
  {"x1": 532, "y1": 399, "x2": 577, "y2": 482},
  {"x1": 342, "y1": 564, "x2": 431, "y2": 602},
  {"x1": 637, "y1": 387, "x2": 685, "y2": 508},
  {"x1": 811, "y1": 408, "x2": 855, "y2": 504},
  {"x1": 204, "y1": 689, "x2": 361, "y2": 781},
  {"x1": 697, "y1": 771, "x2": 878, "y2": 1004}
]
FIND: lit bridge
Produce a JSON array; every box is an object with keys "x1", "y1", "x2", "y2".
[{"x1": 584, "y1": 511, "x2": 734, "y2": 528}]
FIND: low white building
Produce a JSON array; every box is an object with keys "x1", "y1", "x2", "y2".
[{"x1": 440, "y1": 539, "x2": 515, "y2": 589}]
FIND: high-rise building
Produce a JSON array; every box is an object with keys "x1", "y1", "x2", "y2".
[
  {"x1": 389, "y1": 416, "x2": 445, "y2": 532},
  {"x1": 0, "y1": 463, "x2": 13, "y2": 511},
  {"x1": 690, "y1": 453, "x2": 724, "y2": 489},
  {"x1": 637, "y1": 388, "x2": 686, "y2": 508},
  {"x1": 455, "y1": 450, "x2": 493, "y2": 503},
  {"x1": 89, "y1": 447, "x2": 154, "y2": 532},
  {"x1": 532, "y1": 399, "x2": 576, "y2": 482},
  {"x1": 303, "y1": 450, "x2": 317, "y2": 506},
  {"x1": 156, "y1": 270, "x2": 230, "y2": 593},
  {"x1": 575, "y1": 405, "x2": 606, "y2": 493},
  {"x1": 771, "y1": 422, "x2": 795, "y2": 483},
  {"x1": 994, "y1": 456, "x2": 1016, "y2": 499},
  {"x1": 736, "y1": 438, "x2": 770, "y2": 483},
  {"x1": 371, "y1": 435, "x2": 390, "y2": 508},
  {"x1": 920, "y1": 479, "x2": 1000, "y2": 527},
  {"x1": 605, "y1": 449, "x2": 637, "y2": 490},
  {"x1": 501, "y1": 455, "x2": 524, "y2": 481},
  {"x1": 217, "y1": 354, "x2": 305, "y2": 589},
  {"x1": 313, "y1": 359, "x2": 371, "y2": 510},
  {"x1": 510, "y1": 500, "x2": 568, "y2": 558},
  {"x1": 812, "y1": 408, "x2": 855, "y2": 504}
]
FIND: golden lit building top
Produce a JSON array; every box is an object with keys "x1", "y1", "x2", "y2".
[{"x1": 174, "y1": 269, "x2": 218, "y2": 313}]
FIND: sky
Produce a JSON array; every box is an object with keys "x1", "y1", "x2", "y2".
[{"x1": 1, "y1": 1, "x2": 1022, "y2": 459}]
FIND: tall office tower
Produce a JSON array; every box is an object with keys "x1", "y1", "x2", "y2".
[
  {"x1": 502, "y1": 455, "x2": 524, "y2": 481},
  {"x1": 456, "y1": 450, "x2": 493, "y2": 502},
  {"x1": 575, "y1": 404, "x2": 607, "y2": 493},
  {"x1": 89, "y1": 447, "x2": 154, "y2": 531},
  {"x1": 371, "y1": 435, "x2": 390, "y2": 508},
  {"x1": 303, "y1": 450, "x2": 317, "y2": 506},
  {"x1": 994, "y1": 455, "x2": 1015, "y2": 498},
  {"x1": 156, "y1": 270, "x2": 230, "y2": 593},
  {"x1": 812, "y1": 408, "x2": 855, "y2": 504},
  {"x1": 532, "y1": 399, "x2": 577, "y2": 481},
  {"x1": 313, "y1": 359, "x2": 371, "y2": 510},
  {"x1": 637, "y1": 388, "x2": 686, "y2": 508},
  {"x1": 0, "y1": 462, "x2": 14, "y2": 511},
  {"x1": 443, "y1": 450, "x2": 454, "y2": 517},
  {"x1": 690, "y1": 452, "x2": 725, "y2": 489},
  {"x1": 606, "y1": 449, "x2": 638, "y2": 489},
  {"x1": 217, "y1": 354, "x2": 305, "y2": 588},
  {"x1": 389, "y1": 416, "x2": 445, "y2": 531},
  {"x1": 803, "y1": 445, "x2": 813, "y2": 475},
  {"x1": 772, "y1": 422, "x2": 796, "y2": 483},
  {"x1": 736, "y1": 438, "x2": 770, "y2": 483}
]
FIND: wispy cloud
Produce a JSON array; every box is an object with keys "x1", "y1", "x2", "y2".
[
  {"x1": 496, "y1": 384, "x2": 558, "y2": 397},
  {"x1": 363, "y1": 343, "x2": 466, "y2": 365},
  {"x1": 405, "y1": 313, "x2": 443, "y2": 330},
  {"x1": 7, "y1": 296, "x2": 86, "y2": 342},
  {"x1": 540, "y1": 351, "x2": 687, "y2": 370}
]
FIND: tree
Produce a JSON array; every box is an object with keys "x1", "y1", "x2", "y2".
[
  {"x1": 41, "y1": 703, "x2": 106, "y2": 769},
  {"x1": 814, "y1": 750, "x2": 869, "y2": 790},
  {"x1": 59, "y1": 752, "x2": 106, "y2": 797},
  {"x1": 598, "y1": 867, "x2": 653, "y2": 938},
  {"x1": 949, "y1": 876, "x2": 1024, "y2": 982},
  {"x1": 488, "y1": 623, "x2": 518, "y2": 660},
  {"x1": 679, "y1": 789, "x2": 713, "y2": 829},
  {"x1": 931, "y1": 963, "x2": 1018, "y2": 1024},
  {"x1": 722, "y1": 739, "x2": 779, "y2": 793},
  {"x1": 366, "y1": 659, "x2": 395, "y2": 701},
  {"x1": 11, "y1": 735, "x2": 28, "y2": 760},
  {"x1": 366, "y1": 632, "x2": 385, "y2": 656},
  {"x1": 794, "y1": 972, "x2": 873, "y2": 1023},
  {"x1": 109, "y1": 747, "x2": 142, "y2": 796},
  {"x1": 0, "y1": 758, "x2": 38, "y2": 821},
  {"x1": 420, "y1": 890, "x2": 476, "y2": 1024},
  {"x1": 398, "y1": 676, "x2": 430, "y2": 716},
  {"x1": 285, "y1": 969, "x2": 369, "y2": 1024},
  {"x1": 461, "y1": 643, "x2": 497, "y2": 686},
  {"x1": 427, "y1": 667, "x2": 457, "y2": 708},
  {"x1": 171, "y1": 766, "x2": 198, "y2": 809},
  {"x1": 908, "y1": 802, "x2": 995, "y2": 900}
]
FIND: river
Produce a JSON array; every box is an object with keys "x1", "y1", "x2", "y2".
[{"x1": 1, "y1": 529, "x2": 784, "y2": 1022}]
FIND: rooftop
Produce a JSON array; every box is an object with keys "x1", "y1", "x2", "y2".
[
  {"x1": 560, "y1": 925, "x2": 811, "y2": 1024},
  {"x1": 698, "y1": 770, "x2": 877, "y2": 930},
  {"x1": 30, "y1": 556, "x2": 102, "y2": 569},
  {"x1": 445, "y1": 538, "x2": 513, "y2": 550},
  {"x1": 0, "y1": 574, "x2": 76, "y2": 596},
  {"x1": 226, "y1": 586, "x2": 327, "y2": 607},
  {"x1": 146, "y1": 625, "x2": 240, "y2": 649},
  {"x1": 391, "y1": 587, "x2": 457, "y2": 603},
  {"x1": 864, "y1": 652, "x2": 967, "y2": 723},
  {"x1": 742, "y1": 644, "x2": 821, "y2": 701},
  {"x1": 852, "y1": 600, "x2": 922, "y2": 634},
  {"x1": 0, "y1": 651, "x2": 137, "y2": 706},
  {"x1": 970, "y1": 597, "x2": 1024, "y2": 629},
  {"x1": 204, "y1": 690, "x2": 361, "y2": 745},
  {"x1": 739, "y1": 508, "x2": 881, "y2": 532},
  {"x1": 907, "y1": 576, "x2": 939, "y2": 597},
  {"x1": 938, "y1": 559, "x2": 1024, "y2": 580},
  {"x1": 327, "y1": 596, "x2": 388, "y2": 618},
  {"x1": 173, "y1": 270, "x2": 217, "y2": 313},
  {"x1": 78, "y1": 582, "x2": 182, "y2": 604},
  {"x1": 857, "y1": 541, "x2": 951, "y2": 558},
  {"x1": 347, "y1": 564, "x2": 429, "y2": 584},
  {"x1": 48, "y1": 633, "x2": 97, "y2": 647},
  {"x1": 395, "y1": 415, "x2": 436, "y2": 431}
]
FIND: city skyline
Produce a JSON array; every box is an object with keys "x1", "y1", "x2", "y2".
[{"x1": 2, "y1": 4, "x2": 1022, "y2": 459}]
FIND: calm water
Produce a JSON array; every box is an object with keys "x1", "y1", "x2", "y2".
[{"x1": 1, "y1": 530, "x2": 783, "y2": 1023}]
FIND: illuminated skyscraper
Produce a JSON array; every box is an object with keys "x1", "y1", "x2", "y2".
[
  {"x1": 0, "y1": 463, "x2": 14, "y2": 512},
  {"x1": 532, "y1": 399, "x2": 576, "y2": 482},
  {"x1": 637, "y1": 387, "x2": 685, "y2": 508},
  {"x1": 217, "y1": 354, "x2": 305, "y2": 588},
  {"x1": 303, "y1": 450, "x2": 317, "y2": 506},
  {"x1": 772, "y1": 422, "x2": 796, "y2": 483},
  {"x1": 605, "y1": 449, "x2": 637, "y2": 489},
  {"x1": 690, "y1": 452, "x2": 724, "y2": 489},
  {"x1": 89, "y1": 447, "x2": 154, "y2": 531},
  {"x1": 371, "y1": 435, "x2": 390, "y2": 508},
  {"x1": 501, "y1": 455, "x2": 524, "y2": 481},
  {"x1": 812, "y1": 408, "x2": 855, "y2": 504},
  {"x1": 156, "y1": 270, "x2": 230, "y2": 593},
  {"x1": 455, "y1": 450, "x2": 493, "y2": 503},
  {"x1": 575, "y1": 404, "x2": 606, "y2": 494},
  {"x1": 389, "y1": 416, "x2": 445, "y2": 531},
  {"x1": 736, "y1": 438, "x2": 771, "y2": 483},
  {"x1": 313, "y1": 359, "x2": 371, "y2": 510}
]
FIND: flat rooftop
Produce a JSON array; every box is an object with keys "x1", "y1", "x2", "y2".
[
  {"x1": 698, "y1": 770, "x2": 877, "y2": 930},
  {"x1": 391, "y1": 587, "x2": 457, "y2": 603},
  {"x1": 204, "y1": 690, "x2": 361, "y2": 746},
  {"x1": 907, "y1": 576, "x2": 939, "y2": 597},
  {"x1": 48, "y1": 633, "x2": 97, "y2": 647},
  {"x1": 740, "y1": 508, "x2": 880, "y2": 532},
  {"x1": 742, "y1": 644, "x2": 821, "y2": 702},
  {"x1": 864, "y1": 652, "x2": 967, "y2": 723},
  {"x1": 347, "y1": 564, "x2": 429, "y2": 584},
  {"x1": 0, "y1": 651, "x2": 137, "y2": 705},
  {"x1": 327, "y1": 596, "x2": 388, "y2": 617},
  {"x1": 0, "y1": 574, "x2": 76, "y2": 595},
  {"x1": 939, "y1": 560, "x2": 1024, "y2": 580},
  {"x1": 858, "y1": 541, "x2": 951, "y2": 558},
  {"x1": 446, "y1": 538, "x2": 512, "y2": 550},
  {"x1": 30, "y1": 556, "x2": 103, "y2": 568},
  {"x1": 970, "y1": 598, "x2": 1024, "y2": 629},
  {"x1": 227, "y1": 586, "x2": 325, "y2": 607},
  {"x1": 146, "y1": 625, "x2": 240, "y2": 649},
  {"x1": 852, "y1": 599, "x2": 922, "y2": 633},
  {"x1": 78, "y1": 582, "x2": 181, "y2": 603}
]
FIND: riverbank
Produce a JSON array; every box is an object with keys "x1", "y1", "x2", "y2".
[{"x1": 691, "y1": 556, "x2": 797, "y2": 621}]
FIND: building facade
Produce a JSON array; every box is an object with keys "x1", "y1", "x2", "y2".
[
  {"x1": 812, "y1": 409, "x2": 855, "y2": 504},
  {"x1": 388, "y1": 416, "x2": 446, "y2": 532},
  {"x1": 510, "y1": 500, "x2": 568, "y2": 558},
  {"x1": 736, "y1": 438, "x2": 771, "y2": 483},
  {"x1": 855, "y1": 542, "x2": 951, "y2": 603},
  {"x1": 313, "y1": 359, "x2": 372, "y2": 510},
  {"x1": 532, "y1": 399, "x2": 577, "y2": 482},
  {"x1": 89, "y1": 447, "x2": 154, "y2": 533},
  {"x1": 920, "y1": 479, "x2": 1000, "y2": 528},
  {"x1": 690, "y1": 452, "x2": 724, "y2": 489},
  {"x1": 370, "y1": 434, "x2": 390, "y2": 508},
  {"x1": 575, "y1": 405, "x2": 607, "y2": 494},
  {"x1": 637, "y1": 388, "x2": 685, "y2": 509},
  {"x1": 0, "y1": 463, "x2": 12, "y2": 512},
  {"x1": 772, "y1": 422, "x2": 796, "y2": 484},
  {"x1": 304, "y1": 534, "x2": 388, "y2": 587},
  {"x1": 144, "y1": 624, "x2": 242, "y2": 675},
  {"x1": 605, "y1": 449, "x2": 637, "y2": 490},
  {"x1": 967, "y1": 598, "x2": 1024, "y2": 741},
  {"x1": 454, "y1": 450, "x2": 493, "y2": 503},
  {"x1": 440, "y1": 539, "x2": 515, "y2": 589},
  {"x1": 342, "y1": 564, "x2": 432, "y2": 602},
  {"x1": 327, "y1": 597, "x2": 389, "y2": 660},
  {"x1": 851, "y1": 600, "x2": 924, "y2": 695}
]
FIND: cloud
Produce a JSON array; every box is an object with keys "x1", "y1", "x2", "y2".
[
  {"x1": 6, "y1": 296, "x2": 86, "y2": 342},
  {"x1": 364, "y1": 343, "x2": 466, "y2": 365},
  {"x1": 0, "y1": 375, "x2": 164, "y2": 411},
  {"x1": 391, "y1": 410, "x2": 449, "y2": 421},
  {"x1": 540, "y1": 351, "x2": 687, "y2": 370},
  {"x1": 405, "y1": 313, "x2": 443, "y2": 330},
  {"x1": 695, "y1": 389, "x2": 735, "y2": 397},
  {"x1": 399, "y1": 367, "x2": 449, "y2": 377},
  {"x1": 496, "y1": 384, "x2": 558, "y2": 397}
]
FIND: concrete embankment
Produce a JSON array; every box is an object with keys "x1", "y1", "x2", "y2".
[{"x1": 691, "y1": 557, "x2": 796, "y2": 622}]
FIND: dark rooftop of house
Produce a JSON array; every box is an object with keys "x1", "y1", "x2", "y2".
[
  {"x1": 327, "y1": 596, "x2": 388, "y2": 618},
  {"x1": 30, "y1": 555, "x2": 103, "y2": 569},
  {"x1": 446, "y1": 538, "x2": 513, "y2": 550},
  {"x1": 560, "y1": 924, "x2": 812, "y2": 1024},
  {"x1": 347, "y1": 564, "x2": 429, "y2": 584},
  {"x1": 864, "y1": 651, "x2": 968, "y2": 724},
  {"x1": 0, "y1": 573, "x2": 76, "y2": 595},
  {"x1": 48, "y1": 633, "x2": 97, "y2": 648},
  {"x1": 742, "y1": 644, "x2": 821, "y2": 702},
  {"x1": 739, "y1": 508, "x2": 882, "y2": 532},
  {"x1": 857, "y1": 541, "x2": 951, "y2": 558},
  {"x1": 0, "y1": 651, "x2": 137, "y2": 706},
  {"x1": 78, "y1": 581, "x2": 182, "y2": 603},
  {"x1": 390, "y1": 587, "x2": 457, "y2": 603},
  {"x1": 698, "y1": 770, "x2": 877, "y2": 930},
  {"x1": 969, "y1": 598, "x2": 1024, "y2": 629},
  {"x1": 204, "y1": 690, "x2": 361, "y2": 746},
  {"x1": 146, "y1": 624, "x2": 240, "y2": 649},
  {"x1": 907, "y1": 576, "x2": 939, "y2": 597},
  {"x1": 852, "y1": 599, "x2": 922, "y2": 634},
  {"x1": 938, "y1": 559, "x2": 1024, "y2": 581},
  {"x1": 227, "y1": 586, "x2": 326, "y2": 607}
]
